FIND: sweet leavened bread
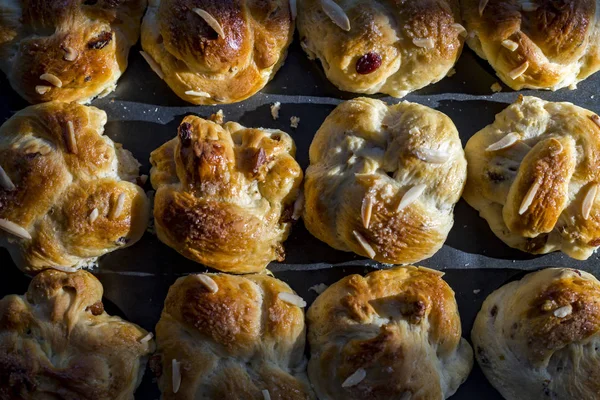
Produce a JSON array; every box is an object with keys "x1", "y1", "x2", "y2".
[
  {"x1": 461, "y1": 0, "x2": 600, "y2": 90},
  {"x1": 307, "y1": 266, "x2": 473, "y2": 399},
  {"x1": 152, "y1": 273, "x2": 314, "y2": 399},
  {"x1": 463, "y1": 96, "x2": 600, "y2": 259},
  {"x1": 0, "y1": 0, "x2": 146, "y2": 104},
  {"x1": 0, "y1": 101, "x2": 149, "y2": 274},
  {"x1": 0, "y1": 269, "x2": 154, "y2": 399},
  {"x1": 149, "y1": 115, "x2": 303, "y2": 273},
  {"x1": 140, "y1": 0, "x2": 294, "y2": 105},
  {"x1": 297, "y1": 0, "x2": 465, "y2": 97},
  {"x1": 473, "y1": 267, "x2": 600, "y2": 400},
  {"x1": 303, "y1": 97, "x2": 467, "y2": 264}
]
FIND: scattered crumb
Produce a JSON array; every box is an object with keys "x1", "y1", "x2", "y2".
[
  {"x1": 473, "y1": 289, "x2": 481, "y2": 294},
  {"x1": 446, "y1": 68, "x2": 456, "y2": 77},
  {"x1": 568, "y1": 83, "x2": 577, "y2": 90},
  {"x1": 136, "y1": 174, "x2": 148, "y2": 186},
  {"x1": 309, "y1": 283, "x2": 328, "y2": 295},
  {"x1": 271, "y1": 102, "x2": 281, "y2": 120},
  {"x1": 491, "y1": 82, "x2": 502, "y2": 93},
  {"x1": 210, "y1": 109, "x2": 224, "y2": 124},
  {"x1": 464, "y1": 263, "x2": 470, "y2": 267},
  {"x1": 290, "y1": 116, "x2": 300, "y2": 129}
]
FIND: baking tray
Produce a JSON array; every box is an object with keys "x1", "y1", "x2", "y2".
[{"x1": 1, "y1": 33, "x2": 600, "y2": 399}]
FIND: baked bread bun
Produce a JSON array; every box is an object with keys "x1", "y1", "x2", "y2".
[
  {"x1": 152, "y1": 273, "x2": 314, "y2": 399},
  {"x1": 297, "y1": 0, "x2": 465, "y2": 97},
  {"x1": 0, "y1": 269, "x2": 154, "y2": 399},
  {"x1": 0, "y1": 101, "x2": 150, "y2": 274},
  {"x1": 303, "y1": 97, "x2": 467, "y2": 264},
  {"x1": 307, "y1": 266, "x2": 473, "y2": 399},
  {"x1": 149, "y1": 115, "x2": 303, "y2": 273},
  {"x1": 461, "y1": 0, "x2": 600, "y2": 90},
  {"x1": 472, "y1": 267, "x2": 600, "y2": 400},
  {"x1": 140, "y1": 0, "x2": 294, "y2": 105},
  {"x1": 0, "y1": 0, "x2": 146, "y2": 104},
  {"x1": 463, "y1": 96, "x2": 600, "y2": 259}
]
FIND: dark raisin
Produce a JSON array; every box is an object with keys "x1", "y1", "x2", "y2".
[
  {"x1": 149, "y1": 354, "x2": 162, "y2": 378},
  {"x1": 84, "y1": 76, "x2": 92, "y2": 82},
  {"x1": 486, "y1": 170, "x2": 506, "y2": 183},
  {"x1": 356, "y1": 52, "x2": 382, "y2": 75},
  {"x1": 251, "y1": 148, "x2": 267, "y2": 175},
  {"x1": 490, "y1": 305, "x2": 498, "y2": 317},
  {"x1": 477, "y1": 346, "x2": 490, "y2": 365},
  {"x1": 178, "y1": 122, "x2": 193, "y2": 146},
  {"x1": 86, "y1": 301, "x2": 104, "y2": 315},
  {"x1": 87, "y1": 31, "x2": 113, "y2": 50}
]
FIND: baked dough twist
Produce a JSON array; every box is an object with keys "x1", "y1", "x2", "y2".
[
  {"x1": 141, "y1": 0, "x2": 294, "y2": 104},
  {"x1": 463, "y1": 96, "x2": 600, "y2": 259},
  {"x1": 461, "y1": 0, "x2": 600, "y2": 90},
  {"x1": 297, "y1": 0, "x2": 465, "y2": 97},
  {"x1": 0, "y1": 269, "x2": 154, "y2": 400},
  {"x1": 0, "y1": 0, "x2": 146, "y2": 104},
  {"x1": 152, "y1": 273, "x2": 314, "y2": 400},
  {"x1": 473, "y1": 267, "x2": 600, "y2": 400},
  {"x1": 0, "y1": 101, "x2": 150, "y2": 273},
  {"x1": 149, "y1": 115, "x2": 303, "y2": 273},
  {"x1": 307, "y1": 266, "x2": 473, "y2": 399},
  {"x1": 303, "y1": 97, "x2": 467, "y2": 264}
]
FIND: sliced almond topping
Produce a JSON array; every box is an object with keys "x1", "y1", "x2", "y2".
[
  {"x1": 501, "y1": 39, "x2": 519, "y2": 52},
  {"x1": 415, "y1": 148, "x2": 450, "y2": 164},
  {"x1": 35, "y1": 85, "x2": 51, "y2": 95},
  {"x1": 321, "y1": 0, "x2": 351, "y2": 31},
  {"x1": 278, "y1": 292, "x2": 307, "y2": 307},
  {"x1": 553, "y1": 304, "x2": 572, "y2": 318},
  {"x1": 417, "y1": 266, "x2": 445, "y2": 277},
  {"x1": 0, "y1": 219, "x2": 32, "y2": 240},
  {"x1": 412, "y1": 37, "x2": 435, "y2": 50},
  {"x1": 486, "y1": 133, "x2": 520, "y2": 152},
  {"x1": 65, "y1": 121, "x2": 78, "y2": 154},
  {"x1": 591, "y1": 114, "x2": 600, "y2": 128},
  {"x1": 397, "y1": 184, "x2": 426, "y2": 212},
  {"x1": 89, "y1": 208, "x2": 99, "y2": 223},
  {"x1": 521, "y1": 2, "x2": 539, "y2": 12},
  {"x1": 289, "y1": 0, "x2": 297, "y2": 19},
  {"x1": 361, "y1": 196, "x2": 373, "y2": 229},
  {"x1": 185, "y1": 90, "x2": 211, "y2": 98},
  {"x1": 582, "y1": 183, "x2": 598, "y2": 220},
  {"x1": 51, "y1": 265, "x2": 79, "y2": 273},
  {"x1": 192, "y1": 8, "x2": 225, "y2": 38},
  {"x1": 0, "y1": 165, "x2": 15, "y2": 191},
  {"x1": 196, "y1": 274, "x2": 219, "y2": 293},
  {"x1": 508, "y1": 61, "x2": 529, "y2": 80},
  {"x1": 63, "y1": 46, "x2": 78, "y2": 61},
  {"x1": 352, "y1": 230, "x2": 376, "y2": 259},
  {"x1": 40, "y1": 73, "x2": 62, "y2": 88},
  {"x1": 409, "y1": 127, "x2": 420, "y2": 135},
  {"x1": 172, "y1": 359, "x2": 181, "y2": 393},
  {"x1": 519, "y1": 179, "x2": 541, "y2": 215},
  {"x1": 140, "y1": 51, "x2": 165, "y2": 80},
  {"x1": 262, "y1": 389, "x2": 272, "y2": 400},
  {"x1": 479, "y1": 0, "x2": 489, "y2": 15},
  {"x1": 292, "y1": 191, "x2": 304, "y2": 220},
  {"x1": 112, "y1": 193, "x2": 126, "y2": 219},
  {"x1": 139, "y1": 332, "x2": 154, "y2": 343},
  {"x1": 452, "y1": 23, "x2": 467, "y2": 38},
  {"x1": 342, "y1": 368, "x2": 366, "y2": 387}
]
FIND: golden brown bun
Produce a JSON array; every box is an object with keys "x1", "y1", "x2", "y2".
[
  {"x1": 461, "y1": 0, "x2": 600, "y2": 90},
  {"x1": 0, "y1": 269, "x2": 154, "y2": 400},
  {"x1": 140, "y1": 0, "x2": 294, "y2": 105},
  {"x1": 303, "y1": 97, "x2": 467, "y2": 264},
  {"x1": 149, "y1": 115, "x2": 303, "y2": 273},
  {"x1": 463, "y1": 96, "x2": 600, "y2": 260},
  {"x1": 0, "y1": 101, "x2": 150, "y2": 274},
  {"x1": 472, "y1": 268, "x2": 600, "y2": 400},
  {"x1": 307, "y1": 266, "x2": 473, "y2": 399},
  {"x1": 0, "y1": 0, "x2": 146, "y2": 104},
  {"x1": 153, "y1": 273, "x2": 314, "y2": 400},
  {"x1": 297, "y1": 0, "x2": 465, "y2": 97}
]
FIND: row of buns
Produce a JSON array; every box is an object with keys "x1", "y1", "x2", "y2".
[
  {"x1": 1, "y1": 0, "x2": 598, "y2": 105},
  {"x1": 2, "y1": 264, "x2": 599, "y2": 399},
  {"x1": 2, "y1": 95, "x2": 600, "y2": 274}
]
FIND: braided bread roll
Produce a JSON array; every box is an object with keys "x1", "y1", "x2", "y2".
[{"x1": 463, "y1": 96, "x2": 600, "y2": 259}]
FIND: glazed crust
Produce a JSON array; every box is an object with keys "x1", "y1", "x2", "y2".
[
  {"x1": 149, "y1": 115, "x2": 303, "y2": 273},
  {"x1": 140, "y1": 0, "x2": 294, "y2": 105},
  {"x1": 297, "y1": 0, "x2": 465, "y2": 97},
  {"x1": 0, "y1": 269, "x2": 154, "y2": 400},
  {"x1": 463, "y1": 96, "x2": 600, "y2": 259},
  {"x1": 303, "y1": 97, "x2": 467, "y2": 264},
  {"x1": 472, "y1": 267, "x2": 600, "y2": 400},
  {"x1": 0, "y1": 0, "x2": 146, "y2": 104},
  {"x1": 307, "y1": 266, "x2": 473, "y2": 400},
  {"x1": 461, "y1": 0, "x2": 600, "y2": 90},
  {"x1": 0, "y1": 101, "x2": 149, "y2": 274},
  {"x1": 153, "y1": 273, "x2": 314, "y2": 400}
]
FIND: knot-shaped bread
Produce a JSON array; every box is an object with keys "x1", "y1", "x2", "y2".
[
  {"x1": 0, "y1": 102, "x2": 149, "y2": 273},
  {"x1": 464, "y1": 96, "x2": 600, "y2": 259},
  {"x1": 0, "y1": 269, "x2": 154, "y2": 399},
  {"x1": 149, "y1": 115, "x2": 303, "y2": 273},
  {"x1": 473, "y1": 267, "x2": 600, "y2": 400},
  {"x1": 297, "y1": 0, "x2": 465, "y2": 97},
  {"x1": 303, "y1": 97, "x2": 467, "y2": 264},
  {"x1": 0, "y1": 0, "x2": 146, "y2": 104},
  {"x1": 307, "y1": 266, "x2": 473, "y2": 399},
  {"x1": 141, "y1": 0, "x2": 294, "y2": 104},
  {"x1": 153, "y1": 273, "x2": 314, "y2": 399},
  {"x1": 462, "y1": 0, "x2": 600, "y2": 90}
]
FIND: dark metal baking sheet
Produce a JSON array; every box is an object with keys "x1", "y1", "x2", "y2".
[{"x1": 1, "y1": 35, "x2": 600, "y2": 399}]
